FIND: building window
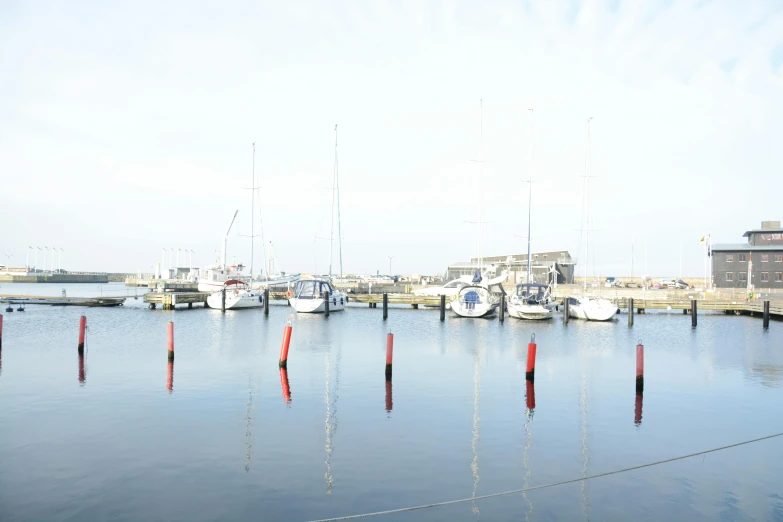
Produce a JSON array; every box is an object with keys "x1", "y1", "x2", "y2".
[
  {"x1": 761, "y1": 272, "x2": 769, "y2": 282},
  {"x1": 726, "y1": 254, "x2": 734, "y2": 262},
  {"x1": 776, "y1": 272, "x2": 783, "y2": 283},
  {"x1": 739, "y1": 272, "x2": 747, "y2": 282},
  {"x1": 761, "y1": 254, "x2": 769, "y2": 263},
  {"x1": 725, "y1": 273, "x2": 733, "y2": 282},
  {"x1": 739, "y1": 254, "x2": 747, "y2": 262},
  {"x1": 776, "y1": 255, "x2": 783, "y2": 263}
]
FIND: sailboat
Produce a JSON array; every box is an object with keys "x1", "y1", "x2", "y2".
[
  {"x1": 198, "y1": 210, "x2": 239, "y2": 292},
  {"x1": 508, "y1": 109, "x2": 553, "y2": 321},
  {"x1": 289, "y1": 124, "x2": 348, "y2": 313},
  {"x1": 568, "y1": 117, "x2": 617, "y2": 322},
  {"x1": 452, "y1": 99, "x2": 507, "y2": 318},
  {"x1": 251, "y1": 241, "x2": 300, "y2": 290}
]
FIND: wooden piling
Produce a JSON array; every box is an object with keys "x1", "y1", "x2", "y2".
[
  {"x1": 499, "y1": 294, "x2": 505, "y2": 323},
  {"x1": 563, "y1": 298, "x2": 570, "y2": 324},
  {"x1": 167, "y1": 321, "x2": 174, "y2": 362},
  {"x1": 221, "y1": 288, "x2": 226, "y2": 312},
  {"x1": 691, "y1": 300, "x2": 697, "y2": 328},
  {"x1": 763, "y1": 300, "x2": 770, "y2": 330},
  {"x1": 264, "y1": 288, "x2": 269, "y2": 316},
  {"x1": 383, "y1": 293, "x2": 388, "y2": 320},
  {"x1": 78, "y1": 315, "x2": 86, "y2": 354},
  {"x1": 440, "y1": 295, "x2": 446, "y2": 322},
  {"x1": 628, "y1": 298, "x2": 634, "y2": 326},
  {"x1": 324, "y1": 291, "x2": 330, "y2": 317}
]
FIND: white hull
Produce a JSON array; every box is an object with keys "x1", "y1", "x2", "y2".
[
  {"x1": 507, "y1": 303, "x2": 552, "y2": 320},
  {"x1": 451, "y1": 286, "x2": 498, "y2": 318},
  {"x1": 568, "y1": 297, "x2": 617, "y2": 321},
  {"x1": 206, "y1": 290, "x2": 264, "y2": 310},
  {"x1": 289, "y1": 293, "x2": 347, "y2": 313}
]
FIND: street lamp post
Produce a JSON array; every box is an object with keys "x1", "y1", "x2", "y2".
[{"x1": 388, "y1": 256, "x2": 394, "y2": 277}]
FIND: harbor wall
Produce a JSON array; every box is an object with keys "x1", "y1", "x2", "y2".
[{"x1": 0, "y1": 273, "x2": 109, "y2": 284}]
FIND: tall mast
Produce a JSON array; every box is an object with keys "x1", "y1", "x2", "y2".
[
  {"x1": 479, "y1": 99, "x2": 484, "y2": 272},
  {"x1": 250, "y1": 143, "x2": 255, "y2": 280},
  {"x1": 329, "y1": 125, "x2": 337, "y2": 279},
  {"x1": 527, "y1": 108, "x2": 534, "y2": 284},
  {"x1": 335, "y1": 124, "x2": 343, "y2": 279},
  {"x1": 583, "y1": 117, "x2": 593, "y2": 292}
]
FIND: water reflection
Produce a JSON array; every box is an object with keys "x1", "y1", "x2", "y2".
[
  {"x1": 581, "y1": 363, "x2": 590, "y2": 521},
  {"x1": 470, "y1": 350, "x2": 481, "y2": 517},
  {"x1": 385, "y1": 379, "x2": 392, "y2": 413},
  {"x1": 635, "y1": 392, "x2": 643, "y2": 427},
  {"x1": 279, "y1": 368, "x2": 291, "y2": 404},
  {"x1": 244, "y1": 375, "x2": 255, "y2": 472},
  {"x1": 324, "y1": 346, "x2": 341, "y2": 495},
  {"x1": 78, "y1": 353, "x2": 86, "y2": 385},
  {"x1": 522, "y1": 380, "x2": 534, "y2": 521}
]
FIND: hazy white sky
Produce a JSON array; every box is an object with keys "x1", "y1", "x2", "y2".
[{"x1": 1, "y1": 0, "x2": 782, "y2": 277}]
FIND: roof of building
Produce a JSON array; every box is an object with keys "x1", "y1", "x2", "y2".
[
  {"x1": 711, "y1": 243, "x2": 783, "y2": 252},
  {"x1": 743, "y1": 229, "x2": 783, "y2": 237}
]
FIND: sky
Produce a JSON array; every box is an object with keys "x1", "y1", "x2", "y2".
[{"x1": 1, "y1": 0, "x2": 782, "y2": 278}]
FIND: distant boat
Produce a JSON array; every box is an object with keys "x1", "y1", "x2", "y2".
[
  {"x1": 206, "y1": 280, "x2": 264, "y2": 310},
  {"x1": 508, "y1": 283, "x2": 554, "y2": 320},
  {"x1": 288, "y1": 279, "x2": 347, "y2": 313},
  {"x1": 198, "y1": 210, "x2": 239, "y2": 292},
  {"x1": 290, "y1": 124, "x2": 347, "y2": 314},
  {"x1": 568, "y1": 117, "x2": 616, "y2": 322}
]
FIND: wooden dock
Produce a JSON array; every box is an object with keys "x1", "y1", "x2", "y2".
[
  {"x1": 0, "y1": 294, "x2": 126, "y2": 307},
  {"x1": 144, "y1": 292, "x2": 210, "y2": 310}
]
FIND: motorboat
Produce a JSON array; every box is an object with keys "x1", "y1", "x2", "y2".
[
  {"x1": 288, "y1": 279, "x2": 347, "y2": 313},
  {"x1": 568, "y1": 297, "x2": 617, "y2": 321},
  {"x1": 451, "y1": 283, "x2": 501, "y2": 318},
  {"x1": 507, "y1": 283, "x2": 555, "y2": 320},
  {"x1": 206, "y1": 280, "x2": 264, "y2": 310}
]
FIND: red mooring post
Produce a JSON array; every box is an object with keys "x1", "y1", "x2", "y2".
[
  {"x1": 279, "y1": 317, "x2": 293, "y2": 369},
  {"x1": 279, "y1": 368, "x2": 291, "y2": 404},
  {"x1": 77, "y1": 315, "x2": 86, "y2": 354},
  {"x1": 636, "y1": 340, "x2": 644, "y2": 393},
  {"x1": 526, "y1": 334, "x2": 537, "y2": 381},
  {"x1": 385, "y1": 332, "x2": 394, "y2": 379},
  {"x1": 78, "y1": 353, "x2": 86, "y2": 384},
  {"x1": 166, "y1": 361, "x2": 174, "y2": 392},
  {"x1": 526, "y1": 379, "x2": 536, "y2": 411},
  {"x1": 167, "y1": 322, "x2": 174, "y2": 362},
  {"x1": 634, "y1": 391, "x2": 643, "y2": 426}
]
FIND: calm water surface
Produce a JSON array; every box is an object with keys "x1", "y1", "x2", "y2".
[{"x1": 1, "y1": 284, "x2": 782, "y2": 521}]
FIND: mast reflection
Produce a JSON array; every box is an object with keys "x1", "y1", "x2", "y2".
[
  {"x1": 324, "y1": 346, "x2": 341, "y2": 494},
  {"x1": 470, "y1": 350, "x2": 481, "y2": 517}
]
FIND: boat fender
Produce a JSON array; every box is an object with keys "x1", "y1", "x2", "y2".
[{"x1": 286, "y1": 290, "x2": 294, "y2": 299}]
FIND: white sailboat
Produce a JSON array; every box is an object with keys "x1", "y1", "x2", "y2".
[
  {"x1": 508, "y1": 108, "x2": 553, "y2": 321},
  {"x1": 251, "y1": 241, "x2": 300, "y2": 290},
  {"x1": 569, "y1": 117, "x2": 617, "y2": 322},
  {"x1": 452, "y1": 99, "x2": 506, "y2": 318},
  {"x1": 289, "y1": 124, "x2": 348, "y2": 314},
  {"x1": 206, "y1": 279, "x2": 264, "y2": 309},
  {"x1": 198, "y1": 210, "x2": 239, "y2": 292}
]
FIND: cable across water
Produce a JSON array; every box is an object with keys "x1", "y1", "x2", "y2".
[{"x1": 305, "y1": 432, "x2": 783, "y2": 522}]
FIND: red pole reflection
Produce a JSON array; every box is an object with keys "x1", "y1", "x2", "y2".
[
  {"x1": 280, "y1": 367, "x2": 291, "y2": 404},
  {"x1": 634, "y1": 392, "x2": 643, "y2": 426},
  {"x1": 78, "y1": 353, "x2": 86, "y2": 384},
  {"x1": 385, "y1": 379, "x2": 393, "y2": 412},
  {"x1": 525, "y1": 379, "x2": 536, "y2": 411},
  {"x1": 166, "y1": 361, "x2": 174, "y2": 392}
]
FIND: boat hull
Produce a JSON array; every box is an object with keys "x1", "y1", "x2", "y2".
[
  {"x1": 206, "y1": 290, "x2": 264, "y2": 310},
  {"x1": 289, "y1": 293, "x2": 347, "y2": 313},
  {"x1": 451, "y1": 285, "x2": 498, "y2": 318},
  {"x1": 568, "y1": 297, "x2": 617, "y2": 321},
  {"x1": 507, "y1": 303, "x2": 552, "y2": 320}
]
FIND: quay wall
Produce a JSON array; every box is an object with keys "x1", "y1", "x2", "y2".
[{"x1": 0, "y1": 273, "x2": 109, "y2": 284}]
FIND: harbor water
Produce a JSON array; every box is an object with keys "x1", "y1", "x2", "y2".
[{"x1": 1, "y1": 285, "x2": 782, "y2": 521}]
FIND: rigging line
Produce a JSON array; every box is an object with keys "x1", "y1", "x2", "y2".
[{"x1": 304, "y1": 431, "x2": 783, "y2": 522}]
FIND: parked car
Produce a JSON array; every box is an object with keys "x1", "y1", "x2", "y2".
[
  {"x1": 659, "y1": 278, "x2": 678, "y2": 289},
  {"x1": 412, "y1": 278, "x2": 468, "y2": 297},
  {"x1": 675, "y1": 279, "x2": 689, "y2": 289},
  {"x1": 604, "y1": 277, "x2": 621, "y2": 288}
]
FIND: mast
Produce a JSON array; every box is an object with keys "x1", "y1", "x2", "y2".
[
  {"x1": 583, "y1": 117, "x2": 593, "y2": 292},
  {"x1": 335, "y1": 124, "x2": 343, "y2": 279},
  {"x1": 329, "y1": 125, "x2": 338, "y2": 280},
  {"x1": 527, "y1": 108, "x2": 534, "y2": 284},
  {"x1": 223, "y1": 210, "x2": 239, "y2": 272},
  {"x1": 250, "y1": 143, "x2": 255, "y2": 280},
  {"x1": 479, "y1": 99, "x2": 484, "y2": 273}
]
